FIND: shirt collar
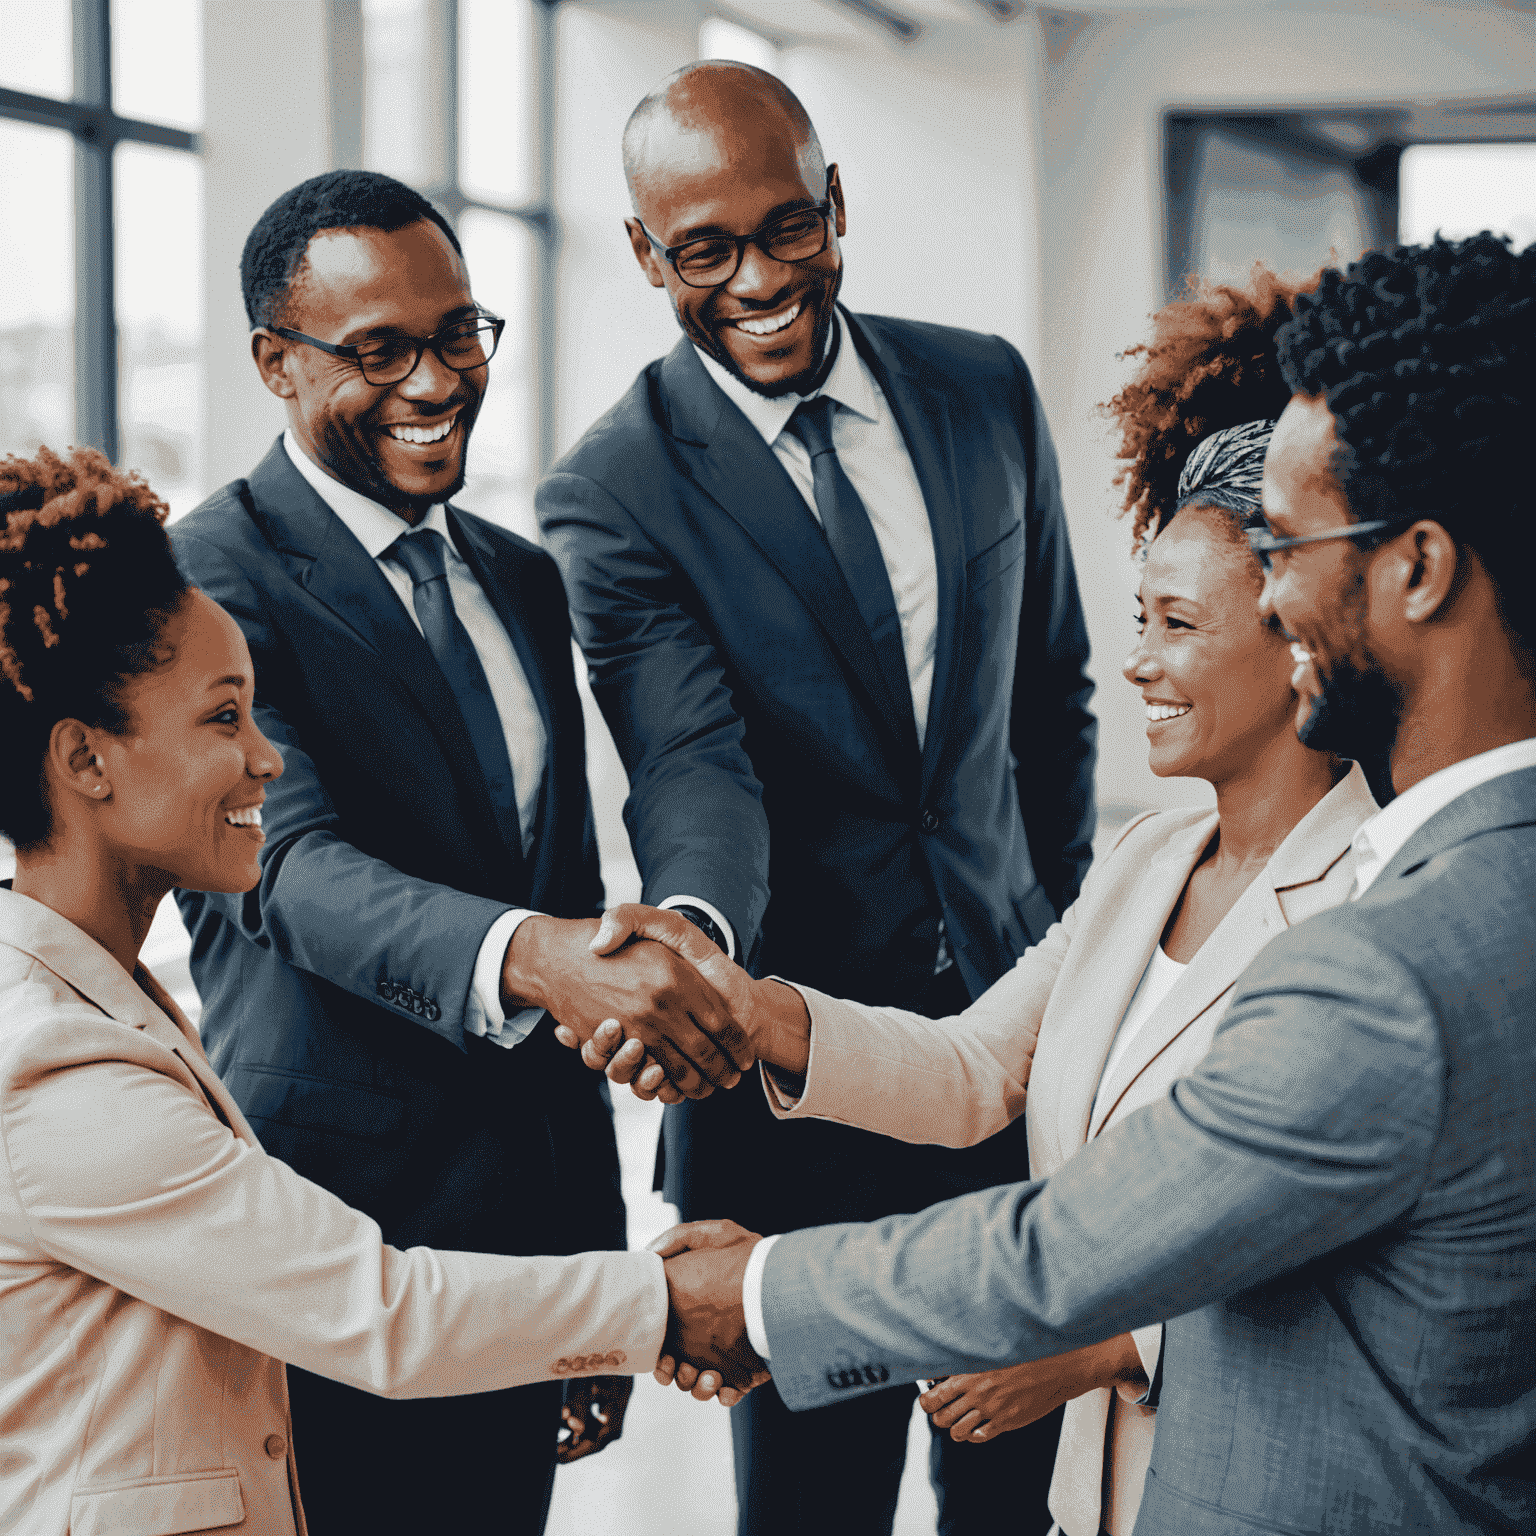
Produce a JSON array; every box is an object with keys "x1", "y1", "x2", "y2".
[
  {"x1": 692, "y1": 310, "x2": 883, "y2": 450},
  {"x1": 1350, "y1": 736, "x2": 1536, "y2": 898},
  {"x1": 281, "y1": 428, "x2": 452, "y2": 559}
]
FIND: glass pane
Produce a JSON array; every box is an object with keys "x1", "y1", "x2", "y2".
[
  {"x1": 457, "y1": 208, "x2": 535, "y2": 537},
  {"x1": 459, "y1": 0, "x2": 533, "y2": 206},
  {"x1": 0, "y1": 0, "x2": 70, "y2": 97},
  {"x1": 115, "y1": 142, "x2": 203, "y2": 518},
  {"x1": 0, "y1": 120, "x2": 74, "y2": 459},
  {"x1": 363, "y1": 0, "x2": 438, "y2": 187},
  {"x1": 111, "y1": 0, "x2": 202, "y2": 129},
  {"x1": 1399, "y1": 142, "x2": 1536, "y2": 251}
]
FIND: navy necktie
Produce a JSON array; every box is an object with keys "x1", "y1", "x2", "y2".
[
  {"x1": 786, "y1": 395, "x2": 917, "y2": 747},
  {"x1": 389, "y1": 528, "x2": 523, "y2": 859}
]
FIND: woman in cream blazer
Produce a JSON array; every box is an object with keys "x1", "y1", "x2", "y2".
[{"x1": 0, "y1": 449, "x2": 670, "y2": 1536}]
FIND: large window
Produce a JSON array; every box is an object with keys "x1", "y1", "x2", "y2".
[
  {"x1": 350, "y1": 0, "x2": 555, "y2": 536},
  {"x1": 1, "y1": 0, "x2": 204, "y2": 514}
]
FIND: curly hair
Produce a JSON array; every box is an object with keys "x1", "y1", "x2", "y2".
[
  {"x1": 0, "y1": 447, "x2": 188, "y2": 850},
  {"x1": 240, "y1": 169, "x2": 463, "y2": 331},
  {"x1": 1104, "y1": 265, "x2": 1315, "y2": 549},
  {"x1": 1276, "y1": 232, "x2": 1535, "y2": 654}
]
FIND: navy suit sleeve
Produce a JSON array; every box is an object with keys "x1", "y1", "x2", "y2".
[
  {"x1": 537, "y1": 472, "x2": 770, "y2": 958},
  {"x1": 174, "y1": 529, "x2": 513, "y2": 1052},
  {"x1": 759, "y1": 916, "x2": 1444, "y2": 1409},
  {"x1": 1005, "y1": 344, "x2": 1097, "y2": 915}
]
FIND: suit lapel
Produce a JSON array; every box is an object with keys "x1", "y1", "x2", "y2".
[
  {"x1": 842, "y1": 313, "x2": 965, "y2": 794},
  {"x1": 1043, "y1": 817, "x2": 1217, "y2": 1165},
  {"x1": 1086, "y1": 764, "x2": 1379, "y2": 1138},
  {"x1": 658, "y1": 340, "x2": 919, "y2": 777},
  {"x1": 245, "y1": 442, "x2": 509, "y2": 862},
  {"x1": 1373, "y1": 764, "x2": 1536, "y2": 890}
]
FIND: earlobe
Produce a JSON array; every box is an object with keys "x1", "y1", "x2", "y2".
[
  {"x1": 624, "y1": 221, "x2": 666, "y2": 290},
  {"x1": 53, "y1": 722, "x2": 112, "y2": 805}
]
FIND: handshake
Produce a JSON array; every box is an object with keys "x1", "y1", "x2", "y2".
[
  {"x1": 503, "y1": 901, "x2": 810, "y2": 1103},
  {"x1": 504, "y1": 905, "x2": 809, "y2": 1403}
]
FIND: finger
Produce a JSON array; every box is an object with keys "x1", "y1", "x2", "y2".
[
  {"x1": 929, "y1": 1393, "x2": 973, "y2": 1430},
  {"x1": 949, "y1": 1409, "x2": 987, "y2": 1443},
  {"x1": 691, "y1": 1370, "x2": 723, "y2": 1402},
  {"x1": 599, "y1": 1036, "x2": 647, "y2": 1083},
  {"x1": 655, "y1": 1077, "x2": 685, "y2": 1105},
  {"x1": 674, "y1": 1361, "x2": 700, "y2": 1391},
  {"x1": 639, "y1": 1032, "x2": 711, "y2": 1098},
  {"x1": 647, "y1": 1221, "x2": 709, "y2": 1258},
  {"x1": 589, "y1": 906, "x2": 642, "y2": 956},
  {"x1": 553, "y1": 1023, "x2": 580, "y2": 1050},
  {"x1": 637, "y1": 1058, "x2": 667, "y2": 1091},
  {"x1": 717, "y1": 1386, "x2": 744, "y2": 1408},
  {"x1": 968, "y1": 1421, "x2": 992, "y2": 1442},
  {"x1": 653, "y1": 1354, "x2": 677, "y2": 1386},
  {"x1": 919, "y1": 1378, "x2": 966, "y2": 1412}
]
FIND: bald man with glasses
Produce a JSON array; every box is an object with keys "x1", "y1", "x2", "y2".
[{"x1": 537, "y1": 63, "x2": 1096, "y2": 1536}]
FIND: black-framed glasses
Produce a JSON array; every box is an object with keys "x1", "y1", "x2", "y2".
[
  {"x1": 638, "y1": 202, "x2": 834, "y2": 289},
  {"x1": 268, "y1": 311, "x2": 505, "y2": 385},
  {"x1": 1246, "y1": 517, "x2": 1409, "y2": 573}
]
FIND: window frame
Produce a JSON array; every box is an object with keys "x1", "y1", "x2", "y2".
[{"x1": 0, "y1": 0, "x2": 202, "y2": 463}]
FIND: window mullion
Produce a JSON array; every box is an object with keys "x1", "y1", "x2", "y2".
[{"x1": 72, "y1": 0, "x2": 117, "y2": 461}]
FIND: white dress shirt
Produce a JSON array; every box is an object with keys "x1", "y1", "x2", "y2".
[
  {"x1": 282, "y1": 432, "x2": 545, "y2": 1046},
  {"x1": 1349, "y1": 737, "x2": 1536, "y2": 899},
  {"x1": 695, "y1": 313, "x2": 940, "y2": 748},
  {"x1": 1089, "y1": 946, "x2": 1187, "y2": 1128}
]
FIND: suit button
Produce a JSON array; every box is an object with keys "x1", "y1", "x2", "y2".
[
  {"x1": 264, "y1": 1434, "x2": 286, "y2": 1459},
  {"x1": 920, "y1": 810, "x2": 939, "y2": 833}
]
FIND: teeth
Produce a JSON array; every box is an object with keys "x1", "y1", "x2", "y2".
[
  {"x1": 388, "y1": 417, "x2": 455, "y2": 445},
  {"x1": 1290, "y1": 642, "x2": 1312, "y2": 666},
  {"x1": 225, "y1": 806, "x2": 263, "y2": 828},
  {"x1": 1146, "y1": 703, "x2": 1192, "y2": 721},
  {"x1": 737, "y1": 302, "x2": 801, "y2": 336}
]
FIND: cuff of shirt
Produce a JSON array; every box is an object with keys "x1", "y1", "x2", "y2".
[
  {"x1": 1118, "y1": 1323, "x2": 1164, "y2": 1407},
  {"x1": 742, "y1": 1233, "x2": 782, "y2": 1362},
  {"x1": 658, "y1": 895, "x2": 737, "y2": 961},
  {"x1": 467, "y1": 908, "x2": 544, "y2": 1050}
]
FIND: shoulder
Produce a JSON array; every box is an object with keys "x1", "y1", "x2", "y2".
[
  {"x1": 453, "y1": 506, "x2": 550, "y2": 567},
  {"x1": 854, "y1": 312, "x2": 1023, "y2": 384},
  {"x1": 170, "y1": 481, "x2": 278, "y2": 591}
]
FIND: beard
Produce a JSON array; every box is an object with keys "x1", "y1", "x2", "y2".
[
  {"x1": 1297, "y1": 650, "x2": 1404, "y2": 780},
  {"x1": 318, "y1": 389, "x2": 482, "y2": 519},
  {"x1": 682, "y1": 264, "x2": 843, "y2": 399}
]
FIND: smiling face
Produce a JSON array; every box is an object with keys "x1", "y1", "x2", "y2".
[
  {"x1": 1124, "y1": 505, "x2": 1302, "y2": 786},
  {"x1": 625, "y1": 87, "x2": 844, "y2": 398},
  {"x1": 1259, "y1": 394, "x2": 1405, "y2": 763},
  {"x1": 86, "y1": 589, "x2": 283, "y2": 894},
  {"x1": 254, "y1": 218, "x2": 485, "y2": 520}
]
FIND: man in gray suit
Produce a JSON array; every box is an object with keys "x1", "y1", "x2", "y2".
[{"x1": 649, "y1": 234, "x2": 1536, "y2": 1532}]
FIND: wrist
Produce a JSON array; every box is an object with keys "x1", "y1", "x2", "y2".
[
  {"x1": 755, "y1": 979, "x2": 811, "y2": 1076},
  {"x1": 501, "y1": 914, "x2": 595, "y2": 1012}
]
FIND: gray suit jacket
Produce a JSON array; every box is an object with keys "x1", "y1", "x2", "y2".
[{"x1": 760, "y1": 767, "x2": 1536, "y2": 1533}]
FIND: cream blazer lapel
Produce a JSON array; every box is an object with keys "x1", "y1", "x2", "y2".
[
  {"x1": 1086, "y1": 763, "x2": 1376, "y2": 1141},
  {"x1": 1030, "y1": 813, "x2": 1217, "y2": 1174},
  {"x1": 0, "y1": 889, "x2": 258, "y2": 1146}
]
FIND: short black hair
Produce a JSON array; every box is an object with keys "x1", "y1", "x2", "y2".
[
  {"x1": 240, "y1": 169, "x2": 463, "y2": 330},
  {"x1": 0, "y1": 447, "x2": 188, "y2": 851},
  {"x1": 1276, "y1": 232, "x2": 1535, "y2": 653}
]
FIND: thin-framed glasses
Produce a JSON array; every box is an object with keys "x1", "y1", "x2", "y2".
[
  {"x1": 268, "y1": 311, "x2": 506, "y2": 386},
  {"x1": 1246, "y1": 517, "x2": 1409, "y2": 573},
  {"x1": 637, "y1": 201, "x2": 834, "y2": 289}
]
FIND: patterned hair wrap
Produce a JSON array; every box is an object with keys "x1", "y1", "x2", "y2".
[{"x1": 1173, "y1": 417, "x2": 1278, "y2": 528}]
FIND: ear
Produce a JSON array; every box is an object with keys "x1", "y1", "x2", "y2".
[
  {"x1": 48, "y1": 719, "x2": 112, "y2": 807},
  {"x1": 625, "y1": 218, "x2": 667, "y2": 289},
  {"x1": 827, "y1": 164, "x2": 846, "y2": 239},
  {"x1": 251, "y1": 329, "x2": 298, "y2": 400},
  {"x1": 1377, "y1": 520, "x2": 1460, "y2": 626}
]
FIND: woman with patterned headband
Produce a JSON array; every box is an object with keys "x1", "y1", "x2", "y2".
[{"x1": 575, "y1": 266, "x2": 1383, "y2": 1536}]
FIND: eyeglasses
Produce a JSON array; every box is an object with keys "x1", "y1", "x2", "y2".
[
  {"x1": 637, "y1": 202, "x2": 834, "y2": 289},
  {"x1": 1246, "y1": 517, "x2": 1409, "y2": 573},
  {"x1": 268, "y1": 312, "x2": 505, "y2": 386}
]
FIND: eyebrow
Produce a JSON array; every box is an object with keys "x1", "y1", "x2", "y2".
[
  {"x1": 208, "y1": 674, "x2": 249, "y2": 691},
  {"x1": 340, "y1": 303, "x2": 479, "y2": 344},
  {"x1": 670, "y1": 197, "x2": 818, "y2": 244}
]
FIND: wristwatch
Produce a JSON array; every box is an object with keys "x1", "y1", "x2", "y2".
[{"x1": 671, "y1": 904, "x2": 727, "y2": 953}]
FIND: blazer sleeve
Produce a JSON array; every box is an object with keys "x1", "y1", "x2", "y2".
[
  {"x1": 760, "y1": 894, "x2": 1078, "y2": 1144},
  {"x1": 758, "y1": 915, "x2": 1444, "y2": 1410},
  {"x1": 173, "y1": 528, "x2": 513, "y2": 1052},
  {"x1": 1005, "y1": 344, "x2": 1098, "y2": 916},
  {"x1": 0, "y1": 1008, "x2": 668, "y2": 1395},
  {"x1": 537, "y1": 471, "x2": 770, "y2": 958}
]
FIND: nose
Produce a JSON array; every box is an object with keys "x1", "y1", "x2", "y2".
[
  {"x1": 1123, "y1": 637, "x2": 1161, "y2": 686},
  {"x1": 248, "y1": 726, "x2": 284, "y2": 783},
  {"x1": 727, "y1": 239, "x2": 793, "y2": 301},
  {"x1": 1257, "y1": 566, "x2": 1279, "y2": 625},
  {"x1": 396, "y1": 342, "x2": 460, "y2": 403}
]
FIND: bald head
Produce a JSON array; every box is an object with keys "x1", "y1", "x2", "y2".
[{"x1": 622, "y1": 62, "x2": 826, "y2": 211}]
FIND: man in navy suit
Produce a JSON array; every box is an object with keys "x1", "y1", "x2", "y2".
[
  {"x1": 536, "y1": 65, "x2": 1095, "y2": 1535},
  {"x1": 171, "y1": 171, "x2": 749, "y2": 1536}
]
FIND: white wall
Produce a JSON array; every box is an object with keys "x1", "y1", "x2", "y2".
[{"x1": 201, "y1": 0, "x2": 335, "y2": 495}]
